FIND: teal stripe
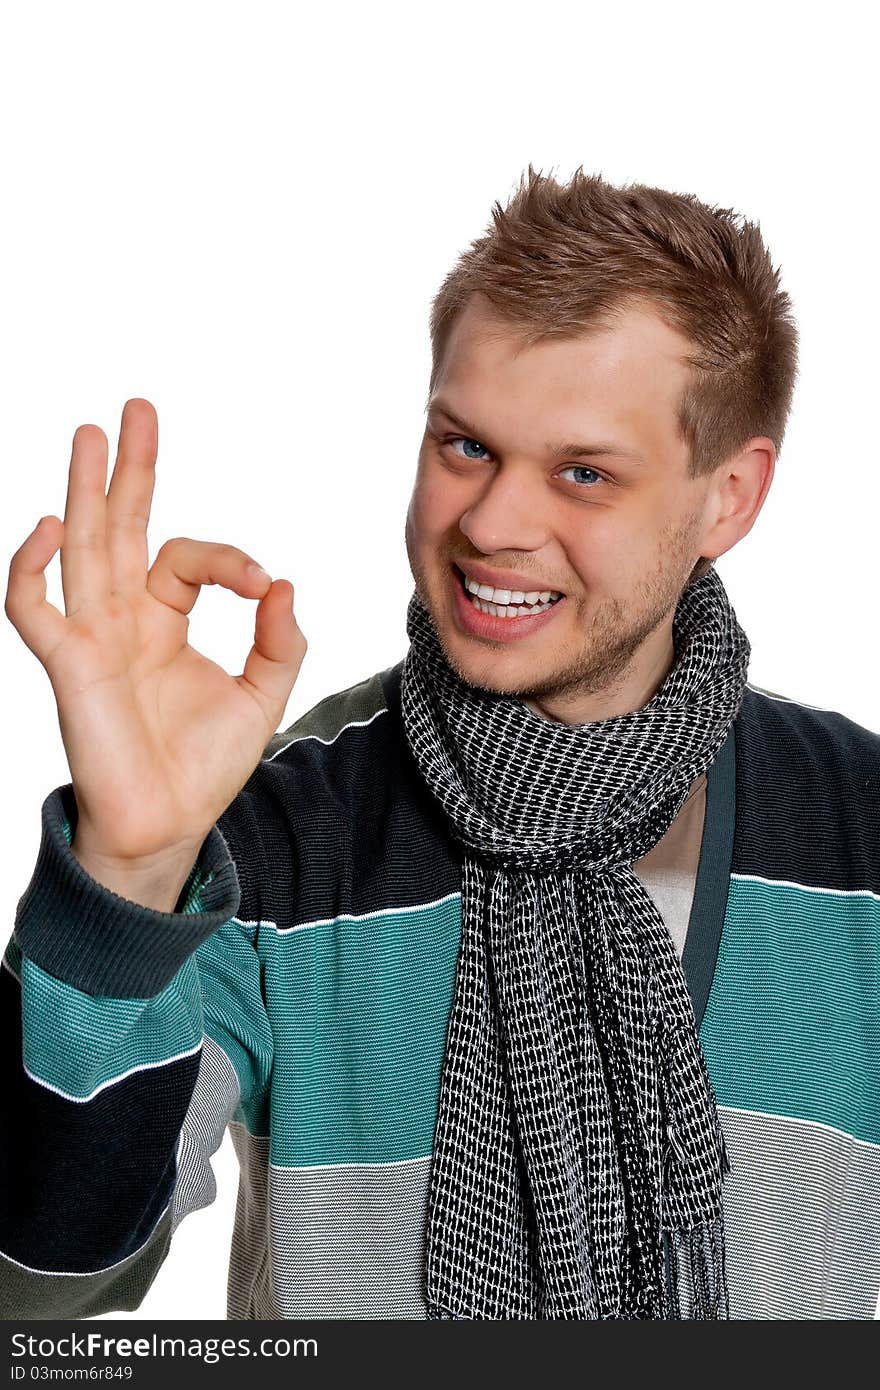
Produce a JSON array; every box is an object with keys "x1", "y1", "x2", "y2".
[
  {"x1": 17, "y1": 951, "x2": 203, "y2": 1099},
  {"x1": 195, "y1": 919, "x2": 275, "y2": 1132},
  {"x1": 700, "y1": 877, "x2": 880, "y2": 1144},
  {"x1": 262, "y1": 895, "x2": 462, "y2": 1165},
  {"x1": 2, "y1": 814, "x2": 221, "y2": 1099}
]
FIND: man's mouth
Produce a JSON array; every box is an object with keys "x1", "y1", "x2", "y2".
[{"x1": 453, "y1": 564, "x2": 564, "y2": 620}]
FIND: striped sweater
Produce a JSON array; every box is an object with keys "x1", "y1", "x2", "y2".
[{"x1": 2, "y1": 661, "x2": 879, "y2": 1320}]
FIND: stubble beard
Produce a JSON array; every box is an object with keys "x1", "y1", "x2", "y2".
[{"x1": 407, "y1": 510, "x2": 707, "y2": 706}]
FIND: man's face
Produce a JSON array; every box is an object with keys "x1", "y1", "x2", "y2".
[{"x1": 405, "y1": 292, "x2": 723, "y2": 720}]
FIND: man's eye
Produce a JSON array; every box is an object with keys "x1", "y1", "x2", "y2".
[
  {"x1": 558, "y1": 465, "x2": 604, "y2": 488},
  {"x1": 448, "y1": 436, "x2": 491, "y2": 460}
]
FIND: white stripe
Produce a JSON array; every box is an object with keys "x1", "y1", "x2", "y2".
[
  {"x1": 719, "y1": 1103, "x2": 880, "y2": 1153},
  {"x1": 268, "y1": 1152, "x2": 432, "y2": 1174},
  {"x1": 227, "y1": 894, "x2": 462, "y2": 933},
  {"x1": 270, "y1": 890, "x2": 462, "y2": 936},
  {"x1": 22, "y1": 1039, "x2": 203, "y2": 1104},
  {"x1": 746, "y1": 683, "x2": 833, "y2": 713},
  {"x1": 731, "y1": 872, "x2": 880, "y2": 904},
  {"x1": 0, "y1": 1199, "x2": 172, "y2": 1278},
  {"x1": 264, "y1": 706, "x2": 388, "y2": 759}
]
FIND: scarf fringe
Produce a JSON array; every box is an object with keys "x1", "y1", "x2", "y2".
[{"x1": 664, "y1": 1216, "x2": 729, "y2": 1319}]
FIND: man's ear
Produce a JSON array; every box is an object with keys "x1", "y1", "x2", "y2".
[{"x1": 699, "y1": 438, "x2": 776, "y2": 567}]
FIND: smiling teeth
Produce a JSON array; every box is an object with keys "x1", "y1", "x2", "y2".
[
  {"x1": 462, "y1": 571, "x2": 562, "y2": 619},
  {"x1": 472, "y1": 596, "x2": 555, "y2": 617}
]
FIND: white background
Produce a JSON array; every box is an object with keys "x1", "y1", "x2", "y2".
[{"x1": 1, "y1": 0, "x2": 877, "y2": 1321}]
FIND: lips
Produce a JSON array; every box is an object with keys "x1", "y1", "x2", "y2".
[
  {"x1": 450, "y1": 561, "x2": 567, "y2": 643},
  {"x1": 453, "y1": 561, "x2": 564, "y2": 597}
]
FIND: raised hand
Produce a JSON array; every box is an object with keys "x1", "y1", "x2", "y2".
[{"x1": 5, "y1": 398, "x2": 307, "y2": 883}]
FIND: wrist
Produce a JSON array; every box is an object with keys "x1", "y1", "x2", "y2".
[{"x1": 70, "y1": 837, "x2": 202, "y2": 913}]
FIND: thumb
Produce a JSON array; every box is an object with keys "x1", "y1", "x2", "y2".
[{"x1": 235, "y1": 579, "x2": 307, "y2": 722}]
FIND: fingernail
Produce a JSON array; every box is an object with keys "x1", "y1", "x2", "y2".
[{"x1": 248, "y1": 563, "x2": 272, "y2": 581}]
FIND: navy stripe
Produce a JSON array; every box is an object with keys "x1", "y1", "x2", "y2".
[
  {"x1": 682, "y1": 721, "x2": 736, "y2": 1028},
  {"x1": 0, "y1": 1212, "x2": 173, "y2": 1319},
  {"x1": 226, "y1": 660, "x2": 461, "y2": 932},
  {"x1": 731, "y1": 687, "x2": 880, "y2": 891},
  {"x1": 0, "y1": 965, "x2": 195, "y2": 1272}
]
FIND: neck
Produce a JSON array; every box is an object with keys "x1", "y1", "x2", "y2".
[{"x1": 521, "y1": 622, "x2": 676, "y2": 726}]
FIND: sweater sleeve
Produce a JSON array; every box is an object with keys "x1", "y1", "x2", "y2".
[{"x1": 0, "y1": 781, "x2": 274, "y2": 1320}]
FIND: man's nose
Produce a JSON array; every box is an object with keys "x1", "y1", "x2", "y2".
[{"x1": 458, "y1": 463, "x2": 551, "y2": 555}]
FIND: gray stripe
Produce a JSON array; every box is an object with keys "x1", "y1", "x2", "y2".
[
  {"x1": 224, "y1": 1109, "x2": 880, "y2": 1319},
  {"x1": 720, "y1": 1106, "x2": 880, "y2": 1319},
  {"x1": 0, "y1": 1210, "x2": 172, "y2": 1320},
  {"x1": 227, "y1": 1125, "x2": 273, "y2": 1318},
  {"x1": 172, "y1": 1035, "x2": 241, "y2": 1234},
  {"x1": 225, "y1": 1126, "x2": 430, "y2": 1319},
  {"x1": 262, "y1": 672, "x2": 387, "y2": 759},
  {"x1": 745, "y1": 683, "x2": 832, "y2": 713}
]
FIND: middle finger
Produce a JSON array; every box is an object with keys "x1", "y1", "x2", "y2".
[{"x1": 106, "y1": 398, "x2": 159, "y2": 595}]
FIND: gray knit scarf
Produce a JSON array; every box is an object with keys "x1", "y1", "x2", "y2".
[{"x1": 399, "y1": 565, "x2": 750, "y2": 1319}]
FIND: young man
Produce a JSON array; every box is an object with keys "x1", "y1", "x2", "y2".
[{"x1": 2, "y1": 169, "x2": 879, "y2": 1321}]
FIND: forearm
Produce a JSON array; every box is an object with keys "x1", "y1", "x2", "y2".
[
  {"x1": 0, "y1": 936, "x2": 198, "y2": 1317},
  {"x1": 0, "y1": 785, "x2": 243, "y2": 1318}
]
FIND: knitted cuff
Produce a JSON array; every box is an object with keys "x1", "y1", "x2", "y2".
[{"x1": 14, "y1": 784, "x2": 242, "y2": 999}]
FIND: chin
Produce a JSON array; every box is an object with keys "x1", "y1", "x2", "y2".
[{"x1": 436, "y1": 634, "x2": 549, "y2": 697}]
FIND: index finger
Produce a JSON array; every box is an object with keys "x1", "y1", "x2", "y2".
[
  {"x1": 60, "y1": 423, "x2": 111, "y2": 615},
  {"x1": 105, "y1": 398, "x2": 159, "y2": 596}
]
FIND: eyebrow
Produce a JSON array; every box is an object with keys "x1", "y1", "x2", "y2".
[{"x1": 428, "y1": 399, "x2": 647, "y2": 466}]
